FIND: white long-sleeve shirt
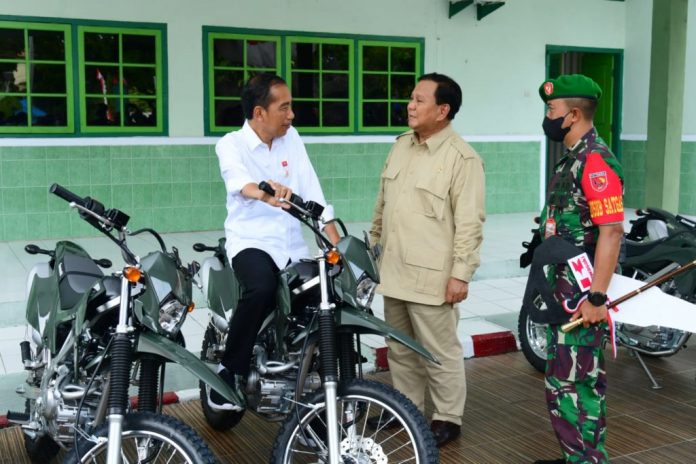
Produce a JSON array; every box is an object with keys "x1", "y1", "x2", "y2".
[{"x1": 216, "y1": 121, "x2": 334, "y2": 269}]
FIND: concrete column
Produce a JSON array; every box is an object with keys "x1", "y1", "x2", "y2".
[{"x1": 645, "y1": 0, "x2": 688, "y2": 210}]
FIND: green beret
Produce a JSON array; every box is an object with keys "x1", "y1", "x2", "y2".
[{"x1": 539, "y1": 74, "x2": 602, "y2": 102}]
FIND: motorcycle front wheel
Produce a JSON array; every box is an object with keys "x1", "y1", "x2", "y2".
[
  {"x1": 518, "y1": 297, "x2": 548, "y2": 373},
  {"x1": 64, "y1": 412, "x2": 217, "y2": 464},
  {"x1": 271, "y1": 379, "x2": 439, "y2": 464}
]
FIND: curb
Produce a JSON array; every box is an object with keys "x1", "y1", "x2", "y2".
[{"x1": 373, "y1": 330, "x2": 518, "y2": 371}]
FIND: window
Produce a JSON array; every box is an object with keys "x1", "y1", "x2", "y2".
[
  {"x1": 0, "y1": 21, "x2": 73, "y2": 134},
  {"x1": 206, "y1": 33, "x2": 280, "y2": 132},
  {"x1": 359, "y1": 41, "x2": 420, "y2": 132},
  {"x1": 204, "y1": 28, "x2": 422, "y2": 135},
  {"x1": 286, "y1": 37, "x2": 353, "y2": 133},
  {"x1": 78, "y1": 26, "x2": 164, "y2": 133}
]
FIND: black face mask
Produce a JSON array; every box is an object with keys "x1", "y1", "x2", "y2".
[{"x1": 542, "y1": 111, "x2": 572, "y2": 142}]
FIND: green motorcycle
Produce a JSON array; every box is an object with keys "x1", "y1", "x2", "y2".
[
  {"x1": 7, "y1": 184, "x2": 231, "y2": 463},
  {"x1": 194, "y1": 181, "x2": 439, "y2": 463}
]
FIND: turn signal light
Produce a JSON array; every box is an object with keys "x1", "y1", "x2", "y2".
[
  {"x1": 325, "y1": 249, "x2": 341, "y2": 265},
  {"x1": 187, "y1": 303, "x2": 195, "y2": 313},
  {"x1": 123, "y1": 266, "x2": 142, "y2": 283}
]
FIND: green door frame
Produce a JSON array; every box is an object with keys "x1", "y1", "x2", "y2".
[{"x1": 545, "y1": 45, "x2": 624, "y2": 160}]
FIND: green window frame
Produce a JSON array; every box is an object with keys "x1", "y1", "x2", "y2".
[
  {"x1": 0, "y1": 21, "x2": 74, "y2": 134},
  {"x1": 285, "y1": 37, "x2": 354, "y2": 134},
  {"x1": 203, "y1": 27, "x2": 422, "y2": 136},
  {"x1": 77, "y1": 25, "x2": 164, "y2": 134},
  {"x1": 358, "y1": 40, "x2": 421, "y2": 133},
  {"x1": 206, "y1": 32, "x2": 281, "y2": 134}
]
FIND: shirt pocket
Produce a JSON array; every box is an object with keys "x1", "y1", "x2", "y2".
[
  {"x1": 404, "y1": 247, "x2": 445, "y2": 295},
  {"x1": 414, "y1": 175, "x2": 449, "y2": 220},
  {"x1": 381, "y1": 163, "x2": 401, "y2": 204}
]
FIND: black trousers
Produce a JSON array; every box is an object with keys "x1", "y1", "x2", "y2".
[{"x1": 222, "y1": 248, "x2": 279, "y2": 376}]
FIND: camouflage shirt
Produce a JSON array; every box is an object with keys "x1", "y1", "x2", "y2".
[{"x1": 539, "y1": 127, "x2": 624, "y2": 346}]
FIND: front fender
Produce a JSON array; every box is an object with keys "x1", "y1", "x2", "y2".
[
  {"x1": 136, "y1": 332, "x2": 243, "y2": 405},
  {"x1": 336, "y1": 306, "x2": 440, "y2": 365}
]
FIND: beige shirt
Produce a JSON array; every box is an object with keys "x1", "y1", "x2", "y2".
[{"x1": 370, "y1": 124, "x2": 485, "y2": 306}]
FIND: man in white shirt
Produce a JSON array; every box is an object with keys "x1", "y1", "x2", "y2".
[{"x1": 209, "y1": 73, "x2": 339, "y2": 410}]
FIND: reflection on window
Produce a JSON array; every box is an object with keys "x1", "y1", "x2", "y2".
[
  {"x1": 287, "y1": 38, "x2": 352, "y2": 132},
  {"x1": 80, "y1": 27, "x2": 161, "y2": 132},
  {"x1": 0, "y1": 23, "x2": 71, "y2": 133},
  {"x1": 360, "y1": 42, "x2": 418, "y2": 130},
  {"x1": 209, "y1": 34, "x2": 280, "y2": 131}
]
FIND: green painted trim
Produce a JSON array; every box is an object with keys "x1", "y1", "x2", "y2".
[
  {"x1": 285, "y1": 36, "x2": 354, "y2": 134},
  {"x1": 201, "y1": 26, "x2": 423, "y2": 137},
  {"x1": 0, "y1": 21, "x2": 74, "y2": 134},
  {"x1": 77, "y1": 24, "x2": 165, "y2": 134}
]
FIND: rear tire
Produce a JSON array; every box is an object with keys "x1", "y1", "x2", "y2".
[
  {"x1": 518, "y1": 299, "x2": 548, "y2": 373},
  {"x1": 199, "y1": 324, "x2": 245, "y2": 431}
]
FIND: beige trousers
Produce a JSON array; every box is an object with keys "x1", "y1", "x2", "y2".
[{"x1": 383, "y1": 296, "x2": 466, "y2": 425}]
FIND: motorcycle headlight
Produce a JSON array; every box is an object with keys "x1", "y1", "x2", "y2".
[
  {"x1": 159, "y1": 297, "x2": 187, "y2": 334},
  {"x1": 356, "y1": 276, "x2": 377, "y2": 310}
]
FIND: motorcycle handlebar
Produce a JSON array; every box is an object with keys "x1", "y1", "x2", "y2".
[
  {"x1": 50, "y1": 183, "x2": 86, "y2": 207},
  {"x1": 258, "y1": 181, "x2": 305, "y2": 206}
]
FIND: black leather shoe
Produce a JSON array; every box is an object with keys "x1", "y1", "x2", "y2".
[
  {"x1": 366, "y1": 413, "x2": 400, "y2": 430},
  {"x1": 431, "y1": 420, "x2": 461, "y2": 447},
  {"x1": 533, "y1": 460, "x2": 565, "y2": 464},
  {"x1": 208, "y1": 368, "x2": 245, "y2": 412}
]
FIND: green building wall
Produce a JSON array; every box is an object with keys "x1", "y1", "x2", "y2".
[{"x1": 0, "y1": 140, "x2": 542, "y2": 241}]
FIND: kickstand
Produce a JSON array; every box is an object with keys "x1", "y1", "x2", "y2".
[{"x1": 629, "y1": 349, "x2": 662, "y2": 390}]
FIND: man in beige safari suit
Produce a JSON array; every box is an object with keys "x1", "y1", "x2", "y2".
[{"x1": 368, "y1": 72, "x2": 485, "y2": 447}]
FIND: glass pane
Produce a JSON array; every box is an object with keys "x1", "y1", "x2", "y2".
[
  {"x1": 391, "y1": 101, "x2": 408, "y2": 126},
  {"x1": 85, "y1": 65, "x2": 120, "y2": 95},
  {"x1": 292, "y1": 72, "x2": 318, "y2": 99},
  {"x1": 86, "y1": 96, "x2": 120, "y2": 126},
  {"x1": 214, "y1": 99, "x2": 243, "y2": 127},
  {"x1": 29, "y1": 30, "x2": 65, "y2": 61},
  {"x1": 292, "y1": 42, "x2": 319, "y2": 70},
  {"x1": 323, "y1": 44, "x2": 349, "y2": 70},
  {"x1": 0, "y1": 96, "x2": 27, "y2": 125},
  {"x1": 362, "y1": 46, "x2": 388, "y2": 71},
  {"x1": 0, "y1": 28, "x2": 24, "y2": 59},
  {"x1": 84, "y1": 32, "x2": 119, "y2": 62},
  {"x1": 392, "y1": 47, "x2": 416, "y2": 72},
  {"x1": 292, "y1": 100, "x2": 319, "y2": 127},
  {"x1": 0, "y1": 62, "x2": 27, "y2": 93},
  {"x1": 123, "y1": 66, "x2": 156, "y2": 95},
  {"x1": 362, "y1": 102, "x2": 387, "y2": 127},
  {"x1": 125, "y1": 97, "x2": 156, "y2": 126},
  {"x1": 31, "y1": 96, "x2": 67, "y2": 126},
  {"x1": 391, "y1": 75, "x2": 414, "y2": 99},
  {"x1": 214, "y1": 70, "x2": 244, "y2": 97},
  {"x1": 322, "y1": 101, "x2": 348, "y2": 127},
  {"x1": 247, "y1": 41, "x2": 276, "y2": 68},
  {"x1": 363, "y1": 74, "x2": 387, "y2": 99},
  {"x1": 31, "y1": 64, "x2": 67, "y2": 93},
  {"x1": 122, "y1": 34, "x2": 156, "y2": 64},
  {"x1": 214, "y1": 39, "x2": 243, "y2": 67},
  {"x1": 322, "y1": 73, "x2": 348, "y2": 99}
]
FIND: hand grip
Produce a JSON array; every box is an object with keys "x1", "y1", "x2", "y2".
[
  {"x1": 49, "y1": 183, "x2": 85, "y2": 206},
  {"x1": 258, "y1": 181, "x2": 304, "y2": 205}
]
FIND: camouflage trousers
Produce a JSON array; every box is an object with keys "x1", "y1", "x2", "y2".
[{"x1": 545, "y1": 329, "x2": 608, "y2": 464}]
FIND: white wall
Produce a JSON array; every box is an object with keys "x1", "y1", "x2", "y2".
[{"x1": 3, "y1": 0, "x2": 630, "y2": 137}]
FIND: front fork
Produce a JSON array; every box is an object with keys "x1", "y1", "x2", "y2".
[
  {"x1": 317, "y1": 257, "x2": 341, "y2": 464},
  {"x1": 106, "y1": 272, "x2": 135, "y2": 464}
]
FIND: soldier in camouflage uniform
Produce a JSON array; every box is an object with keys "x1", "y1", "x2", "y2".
[{"x1": 534, "y1": 75, "x2": 625, "y2": 464}]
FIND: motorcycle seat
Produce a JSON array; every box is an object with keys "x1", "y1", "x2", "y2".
[
  {"x1": 58, "y1": 253, "x2": 104, "y2": 310},
  {"x1": 624, "y1": 236, "x2": 669, "y2": 259}
]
